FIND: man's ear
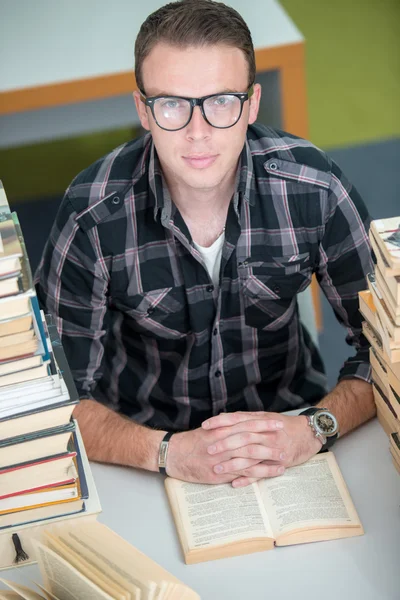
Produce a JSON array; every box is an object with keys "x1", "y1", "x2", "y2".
[
  {"x1": 248, "y1": 83, "x2": 261, "y2": 125},
  {"x1": 133, "y1": 90, "x2": 150, "y2": 131}
]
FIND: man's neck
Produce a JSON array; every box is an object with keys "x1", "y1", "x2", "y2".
[{"x1": 163, "y1": 165, "x2": 237, "y2": 247}]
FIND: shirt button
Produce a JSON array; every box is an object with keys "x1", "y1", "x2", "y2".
[
  {"x1": 206, "y1": 285, "x2": 214, "y2": 293},
  {"x1": 269, "y1": 162, "x2": 278, "y2": 171},
  {"x1": 242, "y1": 260, "x2": 249, "y2": 267},
  {"x1": 215, "y1": 370, "x2": 222, "y2": 378},
  {"x1": 147, "y1": 307, "x2": 155, "y2": 315},
  {"x1": 273, "y1": 285, "x2": 281, "y2": 294},
  {"x1": 112, "y1": 196, "x2": 121, "y2": 205}
]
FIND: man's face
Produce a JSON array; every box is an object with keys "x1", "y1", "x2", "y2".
[{"x1": 133, "y1": 43, "x2": 261, "y2": 193}]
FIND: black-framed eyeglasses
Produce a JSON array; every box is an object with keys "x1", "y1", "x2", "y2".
[{"x1": 140, "y1": 85, "x2": 254, "y2": 131}]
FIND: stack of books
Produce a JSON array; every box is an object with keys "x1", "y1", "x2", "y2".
[
  {"x1": 0, "y1": 182, "x2": 101, "y2": 570},
  {"x1": 0, "y1": 183, "x2": 200, "y2": 599},
  {"x1": 358, "y1": 216, "x2": 400, "y2": 474}
]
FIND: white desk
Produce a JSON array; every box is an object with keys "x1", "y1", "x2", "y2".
[{"x1": 1, "y1": 417, "x2": 399, "y2": 599}]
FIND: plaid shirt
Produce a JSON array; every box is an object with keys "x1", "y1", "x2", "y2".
[{"x1": 35, "y1": 124, "x2": 373, "y2": 431}]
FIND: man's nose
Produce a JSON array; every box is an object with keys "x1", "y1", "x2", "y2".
[{"x1": 185, "y1": 105, "x2": 212, "y2": 140}]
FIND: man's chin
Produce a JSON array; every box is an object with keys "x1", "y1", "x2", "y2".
[{"x1": 180, "y1": 172, "x2": 223, "y2": 191}]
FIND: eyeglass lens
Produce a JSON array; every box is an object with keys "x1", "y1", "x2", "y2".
[{"x1": 153, "y1": 95, "x2": 242, "y2": 130}]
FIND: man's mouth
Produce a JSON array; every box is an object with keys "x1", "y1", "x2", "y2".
[{"x1": 182, "y1": 155, "x2": 218, "y2": 169}]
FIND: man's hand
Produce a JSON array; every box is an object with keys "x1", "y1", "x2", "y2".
[
  {"x1": 166, "y1": 416, "x2": 285, "y2": 485},
  {"x1": 200, "y1": 411, "x2": 322, "y2": 487}
]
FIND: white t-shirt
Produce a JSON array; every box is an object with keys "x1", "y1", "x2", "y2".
[{"x1": 193, "y1": 232, "x2": 225, "y2": 288}]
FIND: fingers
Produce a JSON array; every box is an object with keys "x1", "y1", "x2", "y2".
[
  {"x1": 210, "y1": 438, "x2": 285, "y2": 463},
  {"x1": 203, "y1": 411, "x2": 283, "y2": 431},
  {"x1": 231, "y1": 462, "x2": 286, "y2": 488},
  {"x1": 214, "y1": 455, "x2": 284, "y2": 476},
  {"x1": 207, "y1": 425, "x2": 284, "y2": 456}
]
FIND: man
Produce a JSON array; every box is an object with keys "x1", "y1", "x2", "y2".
[{"x1": 36, "y1": 0, "x2": 375, "y2": 488}]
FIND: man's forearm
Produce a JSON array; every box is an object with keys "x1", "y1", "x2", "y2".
[
  {"x1": 73, "y1": 400, "x2": 166, "y2": 472},
  {"x1": 317, "y1": 378, "x2": 376, "y2": 436}
]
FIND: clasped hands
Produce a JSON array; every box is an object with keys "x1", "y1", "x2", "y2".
[{"x1": 167, "y1": 411, "x2": 322, "y2": 487}]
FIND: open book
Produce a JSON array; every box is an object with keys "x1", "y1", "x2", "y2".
[
  {"x1": 0, "y1": 520, "x2": 200, "y2": 600},
  {"x1": 165, "y1": 452, "x2": 363, "y2": 564}
]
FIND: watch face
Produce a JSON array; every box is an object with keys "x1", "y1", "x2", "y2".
[{"x1": 315, "y1": 411, "x2": 338, "y2": 436}]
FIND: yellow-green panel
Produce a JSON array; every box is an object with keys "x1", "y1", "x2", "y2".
[
  {"x1": 0, "y1": 128, "x2": 136, "y2": 202},
  {"x1": 280, "y1": 0, "x2": 400, "y2": 148}
]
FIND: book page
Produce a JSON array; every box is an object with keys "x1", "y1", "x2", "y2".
[
  {"x1": 32, "y1": 540, "x2": 115, "y2": 600},
  {"x1": 42, "y1": 532, "x2": 130, "y2": 600},
  {"x1": 46, "y1": 523, "x2": 151, "y2": 600},
  {"x1": 258, "y1": 453, "x2": 361, "y2": 536},
  {"x1": 0, "y1": 579, "x2": 44, "y2": 600},
  {"x1": 34, "y1": 584, "x2": 61, "y2": 600},
  {"x1": 167, "y1": 480, "x2": 273, "y2": 550}
]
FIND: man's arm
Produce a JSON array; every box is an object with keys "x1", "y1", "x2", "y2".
[
  {"x1": 317, "y1": 378, "x2": 375, "y2": 436},
  {"x1": 73, "y1": 400, "x2": 166, "y2": 471},
  {"x1": 73, "y1": 399, "x2": 285, "y2": 481},
  {"x1": 199, "y1": 378, "x2": 375, "y2": 488}
]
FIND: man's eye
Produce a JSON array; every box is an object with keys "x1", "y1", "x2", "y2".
[
  {"x1": 214, "y1": 96, "x2": 228, "y2": 106},
  {"x1": 161, "y1": 99, "x2": 181, "y2": 109}
]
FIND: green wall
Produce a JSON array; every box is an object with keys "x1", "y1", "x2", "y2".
[{"x1": 281, "y1": 0, "x2": 400, "y2": 148}]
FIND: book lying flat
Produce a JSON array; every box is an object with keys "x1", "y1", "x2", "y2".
[
  {"x1": 0, "y1": 276, "x2": 19, "y2": 298},
  {"x1": 370, "y1": 229, "x2": 400, "y2": 279},
  {"x1": 0, "y1": 215, "x2": 33, "y2": 302},
  {"x1": 0, "y1": 381, "x2": 69, "y2": 417},
  {"x1": 376, "y1": 262, "x2": 400, "y2": 306},
  {"x1": 0, "y1": 353, "x2": 44, "y2": 377},
  {"x1": 0, "y1": 214, "x2": 22, "y2": 277},
  {"x1": 387, "y1": 361, "x2": 400, "y2": 398},
  {"x1": 0, "y1": 422, "x2": 75, "y2": 469},
  {"x1": 0, "y1": 482, "x2": 79, "y2": 514},
  {"x1": 358, "y1": 289, "x2": 378, "y2": 331},
  {"x1": 389, "y1": 384, "x2": 400, "y2": 420},
  {"x1": 0, "y1": 422, "x2": 101, "y2": 571},
  {"x1": 0, "y1": 339, "x2": 38, "y2": 362},
  {"x1": 370, "y1": 217, "x2": 400, "y2": 268},
  {"x1": 0, "y1": 329, "x2": 35, "y2": 349},
  {"x1": 374, "y1": 267, "x2": 400, "y2": 322},
  {"x1": 373, "y1": 382, "x2": 400, "y2": 436},
  {"x1": 0, "y1": 373, "x2": 62, "y2": 401},
  {"x1": 165, "y1": 452, "x2": 364, "y2": 564},
  {"x1": 0, "y1": 362, "x2": 49, "y2": 388},
  {"x1": 0, "y1": 453, "x2": 77, "y2": 498},
  {"x1": 0, "y1": 498, "x2": 85, "y2": 529},
  {"x1": 367, "y1": 274, "x2": 400, "y2": 339},
  {"x1": 0, "y1": 400, "x2": 78, "y2": 440},
  {"x1": 0, "y1": 314, "x2": 32, "y2": 339},
  {"x1": 362, "y1": 320, "x2": 388, "y2": 365}
]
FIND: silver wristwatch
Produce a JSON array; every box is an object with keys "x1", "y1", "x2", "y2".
[{"x1": 300, "y1": 408, "x2": 340, "y2": 452}]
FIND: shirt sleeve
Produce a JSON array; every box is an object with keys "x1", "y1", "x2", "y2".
[
  {"x1": 315, "y1": 160, "x2": 374, "y2": 384},
  {"x1": 34, "y1": 190, "x2": 110, "y2": 401}
]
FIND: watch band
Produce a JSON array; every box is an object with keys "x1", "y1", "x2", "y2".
[
  {"x1": 300, "y1": 407, "x2": 339, "y2": 453},
  {"x1": 158, "y1": 431, "x2": 174, "y2": 475}
]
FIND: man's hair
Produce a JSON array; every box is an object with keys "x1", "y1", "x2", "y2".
[{"x1": 134, "y1": 0, "x2": 255, "y2": 92}]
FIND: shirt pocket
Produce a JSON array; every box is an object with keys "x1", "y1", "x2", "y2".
[
  {"x1": 113, "y1": 286, "x2": 190, "y2": 339},
  {"x1": 240, "y1": 252, "x2": 312, "y2": 331}
]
